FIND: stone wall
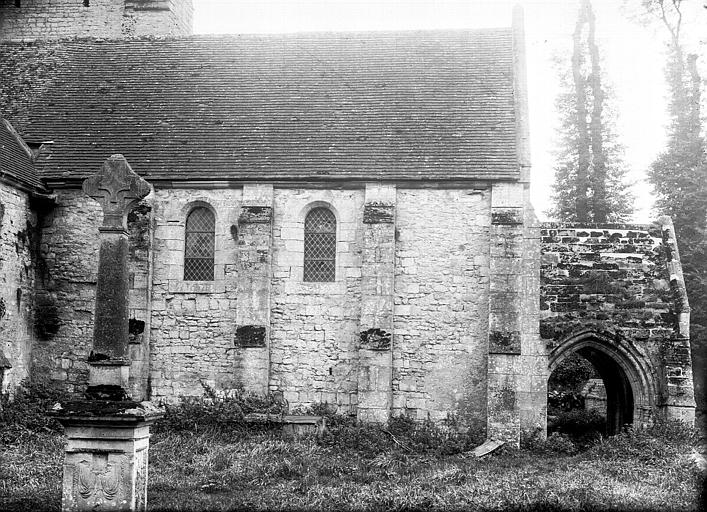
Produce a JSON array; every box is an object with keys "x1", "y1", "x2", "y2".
[
  {"x1": 30, "y1": 189, "x2": 151, "y2": 396},
  {"x1": 269, "y1": 189, "x2": 364, "y2": 413},
  {"x1": 485, "y1": 183, "x2": 544, "y2": 445},
  {"x1": 148, "y1": 188, "x2": 242, "y2": 399},
  {"x1": 0, "y1": 0, "x2": 192, "y2": 41},
  {"x1": 540, "y1": 220, "x2": 695, "y2": 422},
  {"x1": 25, "y1": 184, "x2": 541, "y2": 430},
  {"x1": 0, "y1": 181, "x2": 36, "y2": 392},
  {"x1": 31, "y1": 189, "x2": 100, "y2": 392},
  {"x1": 393, "y1": 189, "x2": 490, "y2": 426}
]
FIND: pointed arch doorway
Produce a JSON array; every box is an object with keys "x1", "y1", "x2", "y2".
[{"x1": 548, "y1": 330, "x2": 655, "y2": 436}]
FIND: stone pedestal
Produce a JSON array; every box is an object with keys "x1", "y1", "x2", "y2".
[{"x1": 55, "y1": 403, "x2": 162, "y2": 512}]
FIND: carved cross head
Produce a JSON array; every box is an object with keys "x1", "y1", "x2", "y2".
[{"x1": 83, "y1": 155, "x2": 151, "y2": 230}]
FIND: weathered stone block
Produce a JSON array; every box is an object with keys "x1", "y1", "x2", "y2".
[
  {"x1": 489, "y1": 330, "x2": 521, "y2": 354},
  {"x1": 491, "y1": 207, "x2": 523, "y2": 225},
  {"x1": 363, "y1": 204, "x2": 394, "y2": 224},
  {"x1": 235, "y1": 325, "x2": 267, "y2": 348},
  {"x1": 238, "y1": 205, "x2": 272, "y2": 224}
]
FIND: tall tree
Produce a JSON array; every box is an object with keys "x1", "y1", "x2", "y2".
[
  {"x1": 631, "y1": 0, "x2": 707, "y2": 437},
  {"x1": 549, "y1": 0, "x2": 633, "y2": 223}
]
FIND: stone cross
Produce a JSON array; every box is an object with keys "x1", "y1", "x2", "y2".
[
  {"x1": 55, "y1": 155, "x2": 159, "y2": 512},
  {"x1": 82, "y1": 155, "x2": 150, "y2": 394}
]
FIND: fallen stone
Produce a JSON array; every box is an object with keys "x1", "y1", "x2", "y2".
[{"x1": 470, "y1": 439, "x2": 505, "y2": 457}]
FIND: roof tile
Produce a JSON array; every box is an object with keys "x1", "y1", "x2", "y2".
[
  {"x1": 0, "y1": 118, "x2": 42, "y2": 189},
  {"x1": 21, "y1": 30, "x2": 519, "y2": 183}
]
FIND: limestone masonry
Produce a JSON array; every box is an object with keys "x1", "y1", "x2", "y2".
[{"x1": 0, "y1": 4, "x2": 695, "y2": 447}]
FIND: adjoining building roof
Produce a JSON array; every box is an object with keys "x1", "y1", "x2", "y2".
[
  {"x1": 20, "y1": 29, "x2": 520, "y2": 183},
  {"x1": 0, "y1": 118, "x2": 43, "y2": 190}
]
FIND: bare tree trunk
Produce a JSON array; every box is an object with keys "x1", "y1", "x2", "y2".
[
  {"x1": 587, "y1": 0, "x2": 607, "y2": 223},
  {"x1": 573, "y1": 0, "x2": 591, "y2": 223},
  {"x1": 687, "y1": 53, "x2": 702, "y2": 142}
]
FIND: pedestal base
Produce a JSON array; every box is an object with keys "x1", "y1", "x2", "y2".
[{"x1": 55, "y1": 401, "x2": 163, "y2": 512}]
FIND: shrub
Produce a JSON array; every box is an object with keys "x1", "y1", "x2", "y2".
[
  {"x1": 548, "y1": 408, "x2": 606, "y2": 449},
  {"x1": 0, "y1": 378, "x2": 69, "y2": 443},
  {"x1": 547, "y1": 389, "x2": 585, "y2": 413},
  {"x1": 320, "y1": 412, "x2": 486, "y2": 456},
  {"x1": 154, "y1": 384, "x2": 286, "y2": 434},
  {"x1": 590, "y1": 420, "x2": 699, "y2": 462},
  {"x1": 548, "y1": 353, "x2": 597, "y2": 394},
  {"x1": 526, "y1": 431, "x2": 579, "y2": 455}
]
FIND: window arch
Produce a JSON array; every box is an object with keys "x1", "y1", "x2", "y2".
[
  {"x1": 304, "y1": 207, "x2": 336, "y2": 282},
  {"x1": 184, "y1": 207, "x2": 215, "y2": 281}
]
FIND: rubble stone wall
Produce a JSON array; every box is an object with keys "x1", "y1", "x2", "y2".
[
  {"x1": 269, "y1": 189, "x2": 364, "y2": 413},
  {"x1": 0, "y1": 181, "x2": 36, "y2": 392},
  {"x1": 148, "y1": 188, "x2": 242, "y2": 399},
  {"x1": 29, "y1": 189, "x2": 152, "y2": 397},
  {"x1": 23, "y1": 184, "x2": 543, "y2": 429},
  {"x1": 31, "y1": 189, "x2": 100, "y2": 393},
  {"x1": 0, "y1": 0, "x2": 192, "y2": 41},
  {"x1": 540, "y1": 221, "x2": 695, "y2": 422}
]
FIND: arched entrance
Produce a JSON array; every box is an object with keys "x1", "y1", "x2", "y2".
[{"x1": 548, "y1": 330, "x2": 655, "y2": 435}]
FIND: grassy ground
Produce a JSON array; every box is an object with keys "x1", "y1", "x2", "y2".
[
  {"x1": 1, "y1": 386, "x2": 705, "y2": 511},
  {"x1": 1, "y1": 424, "x2": 704, "y2": 512}
]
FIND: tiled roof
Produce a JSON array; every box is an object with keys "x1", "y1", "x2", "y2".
[
  {"x1": 0, "y1": 118, "x2": 42, "y2": 189},
  {"x1": 21, "y1": 30, "x2": 519, "y2": 183}
]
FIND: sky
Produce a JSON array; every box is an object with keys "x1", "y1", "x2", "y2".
[{"x1": 192, "y1": 0, "x2": 707, "y2": 222}]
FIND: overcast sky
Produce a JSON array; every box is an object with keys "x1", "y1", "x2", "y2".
[{"x1": 192, "y1": 0, "x2": 706, "y2": 222}]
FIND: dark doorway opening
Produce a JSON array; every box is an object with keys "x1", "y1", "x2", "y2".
[
  {"x1": 548, "y1": 347, "x2": 635, "y2": 443},
  {"x1": 577, "y1": 346, "x2": 634, "y2": 435}
]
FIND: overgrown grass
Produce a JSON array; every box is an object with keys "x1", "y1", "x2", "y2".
[{"x1": 1, "y1": 388, "x2": 705, "y2": 511}]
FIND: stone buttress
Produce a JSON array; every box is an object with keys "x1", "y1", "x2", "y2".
[
  {"x1": 234, "y1": 184, "x2": 274, "y2": 395},
  {"x1": 357, "y1": 184, "x2": 396, "y2": 422}
]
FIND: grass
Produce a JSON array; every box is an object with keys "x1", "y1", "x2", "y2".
[
  {"x1": 1, "y1": 386, "x2": 705, "y2": 511},
  {"x1": 1, "y1": 423, "x2": 704, "y2": 511}
]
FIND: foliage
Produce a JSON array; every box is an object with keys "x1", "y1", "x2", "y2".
[
  {"x1": 632, "y1": 0, "x2": 707, "y2": 430},
  {"x1": 2, "y1": 422, "x2": 703, "y2": 512},
  {"x1": 153, "y1": 384, "x2": 287, "y2": 434},
  {"x1": 320, "y1": 413, "x2": 486, "y2": 457},
  {"x1": 0, "y1": 378, "x2": 67, "y2": 443},
  {"x1": 549, "y1": 352, "x2": 598, "y2": 394},
  {"x1": 590, "y1": 419, "x2": 699, "y2": 462},
  {"x1": 548, "y1": 409, "x2": 607, "y2": 450},
  {"x1": 548, "y1": 389, "x2": 585, "y2": 413},
  {"x1": 548, "y1": 0, "x2": 634, "y2": 223},
  {"x1": 528, "y1": 431, "x2": 580, "y2": 455}
]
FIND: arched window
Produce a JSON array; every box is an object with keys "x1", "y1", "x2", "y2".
[
  {"x1": 304, "y1": 207, "x2": 336, "y2": 282},
  {"x1": 184, "y1": 207, "x2": 215, "y2": 281}
]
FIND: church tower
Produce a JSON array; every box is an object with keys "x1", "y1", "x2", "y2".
[{"x1": 0, "y1": 0, "x2": 193, "y2": 41}]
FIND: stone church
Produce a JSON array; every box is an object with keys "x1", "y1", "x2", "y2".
[{"x1": 0, "y1": 0, "x2": 695, "y2": 444}]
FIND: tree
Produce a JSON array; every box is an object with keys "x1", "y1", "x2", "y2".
[
  {"x1": 630, "y1": 0, "x2": 707, "y2": 432},
  {"x1": 549, "y1": 0, "x2": 634, "y2": 223}
]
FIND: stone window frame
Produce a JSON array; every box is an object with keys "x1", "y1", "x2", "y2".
[
  {"x1": 184, "y1": 206, "x2": 216, "y2": 281},
  {"x1": 297, "y1": 201, "x2": 341, "y2": 285},
  {"x1": 168, "y1": 199, "x2": 225, "y2": 294},
  {"x1": 303, "y1": 206, "x2": 337, "y2": 282}
]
